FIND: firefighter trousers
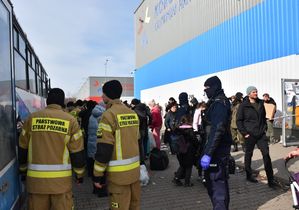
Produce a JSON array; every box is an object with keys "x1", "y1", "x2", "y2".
[
  {"x1": 108, "y1": 180, "x2": 141, "y2": 210},
  {"x1": 28, "y1": 191, "x2": 73, "y2": 210}
]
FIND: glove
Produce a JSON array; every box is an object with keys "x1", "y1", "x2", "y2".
[
  {"x1": 200, "y1": 155, "x2": 211, "y2": 170},
  {"x1": 76, "y1": 177, "x2": 84, "y2": 184}
]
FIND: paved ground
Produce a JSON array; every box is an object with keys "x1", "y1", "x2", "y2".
[
  {"x1": 232, "y1": 142, "x2": 298, "y2": 184},
  {"x1": 73, "y1": 143, "x2": 297, "y2": 210}
]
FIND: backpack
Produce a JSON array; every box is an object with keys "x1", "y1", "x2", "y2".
[
  {"x1": 149, "y1": 148, "x2": 169, "y2": 170},
  {"x1": 170, "y1": 134, "x2": 189, "y2": 154}
]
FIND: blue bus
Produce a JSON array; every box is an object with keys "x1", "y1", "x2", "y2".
[{"x1": 0, "y1": 0, "x2": 50, "y2": 209}]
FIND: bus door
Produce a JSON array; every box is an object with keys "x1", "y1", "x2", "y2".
[{"x1": 0, "y1": 0, "x2": 20, "y2": 209}]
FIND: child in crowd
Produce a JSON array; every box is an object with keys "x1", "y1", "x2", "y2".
[{"x1": 172, "y1": 115, "x2": 197, "y2": 187}]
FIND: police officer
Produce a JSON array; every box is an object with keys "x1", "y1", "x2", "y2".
[
  {"x1": 93, "y1": 80, "x2": 140, "y2": 210},
  {"x1": 200, "y1": 76, "x2": 232, "y2": 210},
  {"x1": 18, "y1": 88, "x2": 86, "y2": 210}
]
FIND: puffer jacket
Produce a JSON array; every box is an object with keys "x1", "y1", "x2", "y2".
[{"x1": 88, "y1": 104, "x2": 105, "y2": 158}]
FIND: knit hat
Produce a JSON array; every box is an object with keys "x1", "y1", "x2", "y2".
[
  {"x1": 131, "y1": 98, "x2": 140, "y2": 106},
  {"x1": 102, "y1": 80, "x2": 123, "y2": 99},
  {"x1": 246, "y1": 86, "x2": 257, "y2": 95},
  {"x1": 46, "y1": 88, "x2": 65, "y2": 107}
]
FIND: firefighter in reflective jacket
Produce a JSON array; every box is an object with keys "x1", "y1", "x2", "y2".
[
  {"x1": 18, "y1": 88, "x2": 86, "y2": 210},
  {"x1": 93, "y1": 80, "x2": 141, "y2": 210}
]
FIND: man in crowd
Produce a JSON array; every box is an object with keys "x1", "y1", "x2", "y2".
[
  {"x1": 263, "y1": 93, "x2": 277, "y2": 144},
  {"x1": 237, "y1": 86, "x2": 278, "y2": 188},
  {"x1": 93, "y1": 80, "x2": 141, "y2": 210},
  {"x1": 200, "y1": 76, "x2": 232, "y2": 210},
  {"x1": 18, "y1": 88, "x2": 85, "y2": 209}
]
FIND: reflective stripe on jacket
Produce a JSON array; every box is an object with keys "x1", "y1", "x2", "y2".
[
  {"x1": 18, "y1": 104, "x2": 85, "y2": 194},
  {"x1": 94, "y1": 99, "x2": 140, "y2": 185}
]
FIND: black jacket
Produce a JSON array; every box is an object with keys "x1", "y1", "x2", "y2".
[
  {"x1": 203, "y1": 90, "x2": 232, "y2": 158},
  {"x1": 164, "y1": 111, "x2": 178, "y2": 131},
  {"x1": 236, "y1": 96, "x2": 267, "y2": 139}
]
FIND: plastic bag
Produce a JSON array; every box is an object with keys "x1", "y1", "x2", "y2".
[
  {"x1": 140, "y1": 164, "x2": 150, "y2": 186},
  {"x1": 148, "y1": 129, "x2": 156, "y2": 150}
]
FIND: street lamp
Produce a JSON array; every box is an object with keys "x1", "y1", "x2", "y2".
[{"x1": 104, "y1": 59, "x2": 109, "y2": 83}]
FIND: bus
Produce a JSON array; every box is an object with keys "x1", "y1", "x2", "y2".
[{"x1": 0, "y1": 0, "x2": 51, "y2": 209}]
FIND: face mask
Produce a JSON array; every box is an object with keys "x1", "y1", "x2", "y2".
[{"x1": 204, "y1": 86, "x2": 216, "y2": 99}]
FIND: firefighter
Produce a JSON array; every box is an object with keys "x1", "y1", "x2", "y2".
[
  {"x1": 93, "y1": 80, "x2": 141, "y2": 210},
  {"x1": 18, "y1": 88, "x2": 86, "y2": 210}
]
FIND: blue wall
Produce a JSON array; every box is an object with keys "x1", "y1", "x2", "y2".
[{"x1": 135, "y1": 0, "x2": 299, "y2": 98}]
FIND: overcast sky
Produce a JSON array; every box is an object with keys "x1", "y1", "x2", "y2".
[{"x1": 12, "y1": 0, "x2": 140, "y2": 97}]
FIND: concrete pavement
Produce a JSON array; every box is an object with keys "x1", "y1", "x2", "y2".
[
  {"x1": 73, "y1": 144, "x2": 296, "y2": 210},
  {"x1": 231, "y1": 142, "x2": 298, "y2": 184}
]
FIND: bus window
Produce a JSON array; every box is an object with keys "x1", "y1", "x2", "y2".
[
  {"x1": 28, "y1": 68, "x2": 36, "y2": 93},
  {"x1": 19, "y1": 34, "x2": 25, "y2": 58},
  {"x1": 14, "y1": 51, "x2": 27, "y2": 90},
  {"x1": 13, "y1": 28, "x2": 18, "y2": 49}
]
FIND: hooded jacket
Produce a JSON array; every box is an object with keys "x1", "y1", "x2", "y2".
[
  {"x1": 88, "y1": 104, "x2": 105, "y2": 158},
  {"x1": 236, "y1": 96, "x2": 267, "y2": 139}
]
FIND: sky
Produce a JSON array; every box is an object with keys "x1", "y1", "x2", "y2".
[{"x1": 12, "y1": 0, "x2": 141, "y2": 97}]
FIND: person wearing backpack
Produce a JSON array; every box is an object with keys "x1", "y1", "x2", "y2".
[{"x1": 172, "y1": 115, "x2": 197, "y2": 187}]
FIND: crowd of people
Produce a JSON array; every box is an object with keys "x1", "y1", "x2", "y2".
[{"x1": 18, "y1": 77, "x2": 298, "y2": 210}]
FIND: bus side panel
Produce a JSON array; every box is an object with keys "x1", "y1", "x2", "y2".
[{"x1": 0, "y1": 159, "x2": 21, "y2": 210}]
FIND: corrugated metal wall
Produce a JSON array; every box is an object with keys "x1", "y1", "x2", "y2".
[{"x1": 134, "y1": 0, "x2": 299, "y2": 100}]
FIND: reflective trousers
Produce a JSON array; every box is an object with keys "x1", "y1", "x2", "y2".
[
  {"x1": 108, "y1": 180, "x2": 141, "y2": 210},
  {"x1": 28, "y1": 191, "x2": 73, "y2": 210}
]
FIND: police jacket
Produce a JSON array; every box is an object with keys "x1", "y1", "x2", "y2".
[
  {"x1": 236, "y1": 96, "x2": 267, "y2": 139},
  {"x1": 203, "y1": 91, "x2": 232, "y2": 158},
  {"x1": 18, "y1": 104, "x2": 85, "y2": 194},
  {"x1": 94, "y1": 99, "x2": 140, "y2": 185}
]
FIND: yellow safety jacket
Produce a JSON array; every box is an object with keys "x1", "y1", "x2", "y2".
[
  {"x1": 19, "y1": 104, "x2": 85, "y2": 194},
  {"x1": 94, "y1": 99, "x2": 140, "y2": 185}
]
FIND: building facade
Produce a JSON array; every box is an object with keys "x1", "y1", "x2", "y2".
[
  {"x1": 76, "y1": 76, "x2": 134, "y2": 102},
  {"x1": 134, "y1": 0, "x2": 299, "y2": 112}
]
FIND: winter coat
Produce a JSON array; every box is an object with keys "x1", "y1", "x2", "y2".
[
  {"x1": 164, "y1": 111, "x2": 178, "y2": 131},
  {"x1": 88, "y1": 104, "x2": 105, "y2": 158},
  {"x1": 149, "y1": 105, "x2": 162, "y2": 128},
  {"x1": 231, "y1": 103, "x2": 240, "y2": 129},
  {"x1": 203, "y1": 90, "x2": 232, "y2": 159},
  {"x1": 132, "y1": 103, "x2": 149, "y2": 133},
  {"x1": 236, "y1": 96, "x2": 267, "y2": 139},
  {"x1": 176, "y1": 125, "x2": 197, "y2": 167}
]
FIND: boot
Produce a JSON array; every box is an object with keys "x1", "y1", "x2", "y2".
[
  {"x1": 172, "y1": 177, "x2": 183, "y2": 186},
  {"x1": 246, "y1": 174, "x2": 258, "y2": 183}
]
